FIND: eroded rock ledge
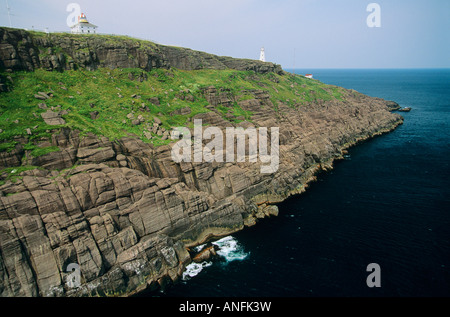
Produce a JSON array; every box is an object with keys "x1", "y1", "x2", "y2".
[
  {"x1": 0, "y1": 28, "x2": 283, "y2": 75},
  {"x1": 0, "y1": 27, "x2": 404, "y2": 297},
  {"x1": 0, "y1": 84, "x2": 403, "y2": 296}
]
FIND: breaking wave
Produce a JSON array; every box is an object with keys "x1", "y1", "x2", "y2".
[
  {"x1": 182, "y1": 261, "x2": 213, "y2": 281},
  {"x1": 212, "y1": 236, "x2": 250, "y2": 263},
  {"x1": 181, "y1": 236, "x2": 249, "y2": 281}
]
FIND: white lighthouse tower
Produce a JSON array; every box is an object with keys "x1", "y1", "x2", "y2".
[{"x1": 259, "y1": 47, "x2": 266, "y2": 62}]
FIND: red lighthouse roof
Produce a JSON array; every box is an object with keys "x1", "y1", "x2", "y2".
[{"x1": 78, "y1": 13, "x2": 89, "y2": 23}]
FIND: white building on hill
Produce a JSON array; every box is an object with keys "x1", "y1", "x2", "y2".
[
  {"x1": 259, "y1": 47, "x2": 266, "y2": 62},
  {"x1": 71, "y1": 13, "x2": 98, "y2": 34}
]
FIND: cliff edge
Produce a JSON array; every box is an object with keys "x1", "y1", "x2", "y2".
[
  {"x1": 0, "y1": 28, "x2": 403, "y2": 297},
  {"x1": 0, "y1": 28, "x2": 283, "y2": 76}
]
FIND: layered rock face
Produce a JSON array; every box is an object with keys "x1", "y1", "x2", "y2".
[
  {"x1": 0, "y1": 28, "x2": 283, "y2": 74},
  {"x1": 0, "y1": 28, "x2": 403, "y2": 297}
]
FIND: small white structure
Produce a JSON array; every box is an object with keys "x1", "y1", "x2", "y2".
[
  {"x1": 259, "y1": 47, "x2": 266, "y2": 62},
  {"x1": 71, "y1": 13, "x2": 98, "y2": 34},
  {"x1": 305, "y1": 74, "x2": 313, "y2": 79}
]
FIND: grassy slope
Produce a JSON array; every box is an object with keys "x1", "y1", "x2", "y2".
[{"x1": 0, "y1": 66, "x2": 345, "y2": 154}]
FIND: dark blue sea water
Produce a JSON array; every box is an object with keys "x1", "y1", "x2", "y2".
[{"x1": 159, "y1": 69, "x2": 450, "y2": 297}]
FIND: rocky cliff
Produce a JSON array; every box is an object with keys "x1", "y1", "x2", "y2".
[
  {"x1": 0, "y1": 28, "x2": 283, "y2": 76},
  {"x1": 0, "y1": 28, "x2": 403, "y2": 297}
]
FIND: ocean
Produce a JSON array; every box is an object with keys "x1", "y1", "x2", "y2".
[{"x1": 156, "y1": 69, "x2": 450, "y2": 297}]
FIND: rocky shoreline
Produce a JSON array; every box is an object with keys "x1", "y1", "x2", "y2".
[
  {"x1": 0, "y1": 28, "x2": 404, "y2": 297},
  {"x1": 0, "y1": 96, "x2": 403, "y2": 297}
]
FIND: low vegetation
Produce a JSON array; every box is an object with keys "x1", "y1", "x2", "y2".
[{"x1": 0, "y1": 65, "x2": 345, "y2": 152}]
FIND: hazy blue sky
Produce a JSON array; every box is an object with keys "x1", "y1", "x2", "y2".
[{"x1": 1, "y1": 0, "x2": 449, "y2": 69}]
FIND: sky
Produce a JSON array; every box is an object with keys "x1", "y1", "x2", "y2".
[{"x1": 0, "y1": 0, "x2": 449, "y2": 69}]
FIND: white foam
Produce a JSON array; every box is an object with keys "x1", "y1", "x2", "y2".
[
  {"x1": 193, "y1": 243, "x2": 207, "y2": 253},
  {"x1": 182, "y1": 236, "x2": 249, "y2": 281},
  {"x1": 182, "y1": 261, "x2": 212, "y2": 281},
  {"x1": 212, "y1": 236, "x2": 249, "y2": 263}
]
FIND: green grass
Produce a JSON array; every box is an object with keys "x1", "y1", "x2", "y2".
[
  {"x1": 0, "y1": 141, "x2": 18, "y2": 152},
  {"x1": 0, "y1": 66, "x2": 346, "y2": 152},
  {"x1": 29, "y1": 146, "x2": 61, "y2": 157},
  {"x1": 0, "y1": 165, "x2": 43, "y2": 186}
]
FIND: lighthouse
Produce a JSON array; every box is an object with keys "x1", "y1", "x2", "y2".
[
  {"x1": 71, "y1": 13, "x2": 98, "y2": 34},
  {"x1": 259, "y1": 47, "x2": 266, "y2": 62}
]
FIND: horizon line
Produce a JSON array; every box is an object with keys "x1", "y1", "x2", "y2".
[
  {"x1": 284, "y1": 67, "x2": 450, "y2": 70},
  {"x1": 1, "y1": 27, "x2": 448, "y2": 71}
]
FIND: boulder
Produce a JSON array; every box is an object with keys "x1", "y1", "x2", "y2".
[
  {"x1": 41, "y1": 110, "x2": 66, "y2": 126},
  {"x1": 38, "y1": 92, "x2": 51, "y2": 98},
  {"x1": 153, "y1": 117, "x2": 162, "y2": 125},
  {"x1": 90, "y1": 111, "x2": 99, "y2": 120},
  {"x1": 148, "y1": 97, "x2": 160, "y2": 106},
  {"x1": 77, "y1": 147, "x2": 115, "y2": 163},
  {"x1": 170, "y1": 107, "x2": 191, "y2": 116},
  {"x1": 185, "y1": 94, "x2": 195, "y2": 102},
  {"x1": 116, "y1": 154, "x2": 126, "y2": 161},
  {"x1": 119, "y1": 160, "x2": 128, "y2": 167},
  {"x1": 34, "y1": 94, "x2": 47, "y2": 100},
  {"x1": 143, "y1": 131, "x2": 153, "y2": 140}
]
